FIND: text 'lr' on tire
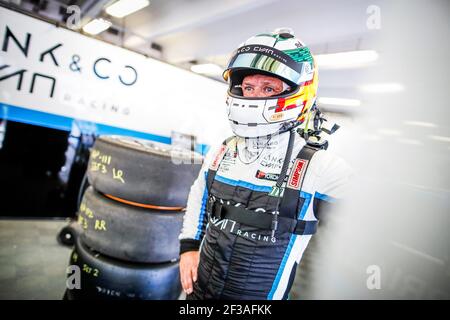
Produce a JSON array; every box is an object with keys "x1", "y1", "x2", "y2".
[{"x1": 87, "y1": 135, "x2": 203, "y2": 208}]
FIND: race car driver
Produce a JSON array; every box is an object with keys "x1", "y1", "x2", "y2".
[{"x1": 178, "y1": 28, "x2": 353, "y2": 300}]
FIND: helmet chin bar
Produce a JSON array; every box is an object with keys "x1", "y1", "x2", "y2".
[
  {"x1": 230, "y1": 122, "x2": 281, "y2": 138},
  {"x1": 226, "y1": 91, "x2": 307, "y2": 138},
  {"x1": 229, "y1": 119, "x2": 302, "y2": 138}
]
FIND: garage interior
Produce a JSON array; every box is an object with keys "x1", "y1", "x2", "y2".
[{"x1": 0, "y1": 0, "x2": 448, "y2": 300}]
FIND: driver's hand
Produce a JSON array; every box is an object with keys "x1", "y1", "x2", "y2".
[{"x1": 179, "y1": 250, "x2": 200, "y2": 295}]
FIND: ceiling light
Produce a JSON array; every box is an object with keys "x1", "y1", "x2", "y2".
[
  {"x1": 403, "y1": 121, "x2": 437, "y2": 128},
  {"x1": 191, "y1": 63, "x2": 223, "y2": 76},
  {"x1": 124, "y1": 35, "x2": 147, "y2": 47},
  {"x1": 359, "y1": 83, "x2": 405, "y2": 93},
  {"x1": 106, "y1": 0, "x2": 150, "y2": 18},
  {"x1": 397, "y1": 138, "x2": 423, "y2": 146},
  {"x1": 429, "y1": 135, "x2": 450, "y2": 143},
  {"x1": 317, "y1": 97, "x2": 361, "y2": 107},
  {"x1": 315, "y1": 50, "x2": 379, "y2": 69},
  {"x1": 82, "y1": 18, "x2": 112, "y2": 35}
]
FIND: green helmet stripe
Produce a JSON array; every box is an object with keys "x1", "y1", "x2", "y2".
[{"x1": 283, "y1": 47, "x2": 314, "y2": 63}]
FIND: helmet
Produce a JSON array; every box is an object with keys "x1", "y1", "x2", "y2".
[{"x1": 223, "y1": 28, "x2": 318, "y2": 138}]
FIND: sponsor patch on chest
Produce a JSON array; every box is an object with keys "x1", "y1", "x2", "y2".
[
  {"x1": 260, "y1": 154, "x2": 284, "y2": 170},
  {"x1": 287, "y1": 159, "x2": 308, "y2": 190},
  {"x1": 255, "y1": 170, "x2": 280, "y2": 181},
  {"x1": 210, "y1": 144, "x2": 227, "y2": 171}
]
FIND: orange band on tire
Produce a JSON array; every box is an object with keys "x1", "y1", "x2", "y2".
[{"x1": 103, "y1": 193, "x2": 185, "y2": 211}]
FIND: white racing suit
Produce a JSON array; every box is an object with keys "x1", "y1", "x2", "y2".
[{"x1": 179, "y1": 129, "x2": 352, "y2": 300}]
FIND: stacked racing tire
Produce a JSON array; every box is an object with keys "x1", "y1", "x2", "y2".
[{"x1": 66, "y1": 135, "x2": 202, "y2": 300}]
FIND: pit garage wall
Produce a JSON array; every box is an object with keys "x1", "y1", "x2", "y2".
[
  {"x1": 0, "y1": 6, "x2": 232, "y2": 153},
  {"x1": 0, "y1": 6, "x2": 231, "y2": 217}
]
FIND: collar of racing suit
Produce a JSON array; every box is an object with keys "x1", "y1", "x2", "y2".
[{"x1": 235, "y1": 130, "x2": 292, "y2": 163}]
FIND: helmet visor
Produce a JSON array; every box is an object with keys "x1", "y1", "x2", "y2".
[{"x1": 224, "y1": 44, "x2": 312, "y2": 85}]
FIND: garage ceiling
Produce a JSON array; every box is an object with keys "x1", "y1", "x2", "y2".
[
  {"x1": 4, "y1": 0, "x2": 378, "y2": 64},
  {"x1": 3, "y1": 0, "x2": 449, "y2": 134}
]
